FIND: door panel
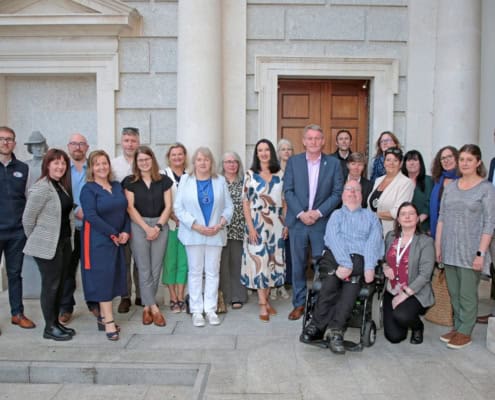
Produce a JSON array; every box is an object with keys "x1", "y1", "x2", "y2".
[{"x1": 278, "y1": 79, "x2": 369, "y2": 158}]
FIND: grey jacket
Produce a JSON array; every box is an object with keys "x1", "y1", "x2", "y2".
[
  {"x1": 23, "y1": 177, "x2": 74, "y2": 260},
  {"x1": 385, "y1": 231, "x2": 435, "y2": 308}
]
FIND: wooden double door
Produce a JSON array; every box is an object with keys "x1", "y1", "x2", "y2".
[{"x1": 278, "y1": 79, "x2": 369, "y2": 156}]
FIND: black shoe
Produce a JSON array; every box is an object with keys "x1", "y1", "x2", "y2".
[
  {"x1": 410, "y1": 328, "x2": 424, "y2": 344},
  {"x1": 326, "y1": 329, "x2": 345, "y2": 354},
  {"x1": 300, "y1": 324, "x2": 323, "y2": 343},
  {"x1": 55, "y1": 322, "x2": 76, "y2": 336},
  {"x1": 118, "y1": 298, "x2": 131, "y2": 313},
  {"x1": 43, "y1": 326, "x2": 72, "y2": 341}
]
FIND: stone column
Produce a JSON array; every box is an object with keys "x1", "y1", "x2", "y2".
[
  {"x1": 177, "y1": 0, "x2": 222, "y2": 158},
  {"x1": 432, "y1": 0, "x2": 481, "y2": 151}
]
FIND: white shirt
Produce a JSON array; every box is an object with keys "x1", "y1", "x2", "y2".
[{"x1": 111, "y1": 155, "x2": 133, "y2": 183}]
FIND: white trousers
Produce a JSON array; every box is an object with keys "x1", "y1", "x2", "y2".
[{"x1": 185, "y1": 245, "x2": 222, "y2": 313}]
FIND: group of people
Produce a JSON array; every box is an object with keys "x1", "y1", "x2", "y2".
[{"x1": 0, "y1": 124, "x2": 494, "y2": 352}]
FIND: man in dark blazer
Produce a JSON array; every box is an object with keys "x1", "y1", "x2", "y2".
[{"x1": 283, "y1": 124, "x2": 344, "y2": 320}]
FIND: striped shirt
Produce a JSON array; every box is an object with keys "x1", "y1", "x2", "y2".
[{"x1": 324, "y1": 205, "x2": 384, "y2": 270}]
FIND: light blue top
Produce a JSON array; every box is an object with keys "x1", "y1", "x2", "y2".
[
  {"x1": 324, "y1": 205, "x2": 384, "y2": 270},
  {"x1": 175, "y1": 174, "x2": 233, "y2": 247},
  {"x1": 71, "y1": 161, "x2": 87, "y2": 230},
  {"x1": 196, "y1": 178, "x2": 214, "y2": 226}
]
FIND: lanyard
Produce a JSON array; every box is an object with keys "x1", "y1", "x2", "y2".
[{"x1": 395, "y1": 235, "x2": 413, "y2": 280}]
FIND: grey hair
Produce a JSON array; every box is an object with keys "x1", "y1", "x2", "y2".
[
  {"x1": 277, "y1": 138, "x2": 293, "y2": 153},
  {"x1": 218, "y1": 151, "x2": 244, "y2": 182},
  {"x1": 189, "y1": 146, "x2": 217, "y2": 178}
]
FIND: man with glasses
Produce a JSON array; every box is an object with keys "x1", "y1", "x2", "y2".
[
  {"x1": 0, "y1": 126, "x2": 36, "y2": 333},
  {"x1": 284, "y1": 124, "x2": 343, "y2": 321},
  {"x1": 300, "y1": 180, "x2": 383, "y2": 354},
  {"x1": 58, "y1": 133, "x2": 99, "y2": 324},
  {"x1": 111, "y1": 127, "x2": 141, "y2": 313}
]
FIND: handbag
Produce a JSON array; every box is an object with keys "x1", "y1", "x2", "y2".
[{"x1": 425, "y1": 267, "x2": 453, "y2": 326}]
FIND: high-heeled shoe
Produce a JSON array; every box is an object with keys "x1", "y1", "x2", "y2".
[
  {"x1": 259, "y1": 303, "x2": 270, "y2": 322},
  {"x1": 97, "y1": 316, "x2": 120, "y2": 332},
  {"x1": 266, "y1": 303, "x2": 277, "y2": 316},
  {"x1": 105, "y1": 320, "x2": 119, "y2": 341}
]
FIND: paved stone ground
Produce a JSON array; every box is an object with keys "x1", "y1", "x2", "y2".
[{"x1": 0, "y1": 281, "x2": 494, "y2": 400}]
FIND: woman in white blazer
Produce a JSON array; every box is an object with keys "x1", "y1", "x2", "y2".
[
  {"x1": 23, "y1": 149, "x2": 75, "y2": 341},
  {"x1": 368, "y1": 147, "x2": 414, "y2": 236},
  {"x1": 174, "y1": 147, "x2": 233, "y2": 327}
]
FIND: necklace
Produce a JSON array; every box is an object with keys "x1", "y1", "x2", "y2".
[{"x1": 198, "y1": 179, "x2": 212, "y2": 205}]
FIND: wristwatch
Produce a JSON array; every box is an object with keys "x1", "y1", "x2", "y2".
[
  {"x1": 476, "y1": 250, "x2": 485, "y2": 257},
  {"x1": 155, "y1": 223, "x2": 163, "y2": 231}
]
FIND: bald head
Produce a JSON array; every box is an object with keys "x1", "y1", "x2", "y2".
[{"x1": 67, "y1": 133, "x2": 89, "y2": 161}]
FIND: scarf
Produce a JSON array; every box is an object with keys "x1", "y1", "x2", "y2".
[{"x1": 429, "y1": 169, "x2": 458, "y2": 239}]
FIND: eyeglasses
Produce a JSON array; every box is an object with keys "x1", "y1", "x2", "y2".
[
  {"x1": 0, "y1": 137, "x2": 15, "y2": 144},
  {"x1": 440, "y1": 154, "x2": 454, "y2": 162},
  {"x1": 223, "y1": 160, "x2": 238, "y2": 164},
  {"x1": 68, "y1": 141, "x2": 88, "y2": 147},
  {"x1": 380, "y1": 138, "x2": 394, "y2": 144},
  {"x1": 343, "y1": 186, "x2": 361, "y2": 192},
  {"x1": 136, "y1": 157, "x2": 152, "y2": 163},
  {"x1": 384, "y1": 147, "x2": 402, "y2": 157}
]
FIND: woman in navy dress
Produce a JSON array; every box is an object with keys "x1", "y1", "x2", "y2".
[{"x1": 80, "y1": 150, "x2": 130, "y2": 341}]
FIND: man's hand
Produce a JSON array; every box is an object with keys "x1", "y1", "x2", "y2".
[{"x1": 335, "y1": 266, "x2": 352, "y2": 280}]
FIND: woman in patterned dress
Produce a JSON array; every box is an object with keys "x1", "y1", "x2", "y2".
[
  {"x1": 219, "y1": 151, "x2": 247, "y2": 309},
  {"x1": 241, "y1": 139, "x2": 287, "y2": 322}
]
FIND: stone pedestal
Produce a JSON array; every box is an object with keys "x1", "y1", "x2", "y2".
[
  {"x1": 488, "y1": 317, "x2": 495, "y2": 354},
  {"x1": 22, "y1": 255, "x2": 41, "y2": 299}
]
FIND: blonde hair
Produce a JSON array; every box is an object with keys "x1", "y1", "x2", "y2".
[
  {"x1": 86, "y1": 150, "x2": 114, "y2": 182},
  {"x1": 189, "y1": 147, "x2": 217, "y2": 178}
]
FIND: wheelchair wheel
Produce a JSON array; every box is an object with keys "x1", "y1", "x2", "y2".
[
  {"x1": 371, "y1": 293, "x2": 383, "y2": 330},
  {"x1": 362, "y1": 320, "x2": 376, "y2": 347}
]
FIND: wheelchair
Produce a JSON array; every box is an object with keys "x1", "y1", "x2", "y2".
[{"x1": 301, "y1": 254, "x2": 385, "y2": 351}]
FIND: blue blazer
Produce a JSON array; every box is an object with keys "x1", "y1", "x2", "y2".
[
  {"x1": 174, "y1": 174, "x2": 233, "y2": 247},
  {"x1": 283, "y1": 152, "x2": 343, "y2": 230}
]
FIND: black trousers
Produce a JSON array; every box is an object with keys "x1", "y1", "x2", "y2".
[
  {"x1": 311, "y1": 250, "x2": 364, "y2": 331},
  {"x1": 383, "y1": 291, "x2": 425, "y2": 343},
  {"x1": 34, "y1": 237, "x2": 72, "y2": 328},
  {"x1": 59, "y1": 229, "x2": 98, "y2": 313}
]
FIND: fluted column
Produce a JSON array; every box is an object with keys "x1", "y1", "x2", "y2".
[
  {"x1": 432, "y1": 0, "x2": 481, "y2": 151},
  {"x1": 177, "y1": 0, "x2": 222, "y2": 158}
]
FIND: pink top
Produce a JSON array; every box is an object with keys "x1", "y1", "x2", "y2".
[
  {"x1": 307, "y1": 154, "x2": 321, "y2": 210},
  {"x1": 386, "y1": 237, "x2": 411, "y2": 293}
]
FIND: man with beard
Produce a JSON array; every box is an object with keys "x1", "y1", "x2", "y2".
[
  {"x1": 0, "y1": 126, "x2": 36, "y2": 333},
  {"x1": 58, "y1": 133, "x2": 99, "y2": 324}
]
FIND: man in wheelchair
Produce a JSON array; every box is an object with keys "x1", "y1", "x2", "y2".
[{"x1": 300, "y1": 180, "x2": 384, "y2": 354}]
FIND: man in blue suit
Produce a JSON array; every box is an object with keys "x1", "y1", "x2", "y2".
[{"x1": 283, "y1": 124, "x2": 344, "y2": 320}]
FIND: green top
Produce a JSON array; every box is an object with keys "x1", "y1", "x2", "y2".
[{"x1": 412, "y1": 175, "x2": 433, "y2": 233}]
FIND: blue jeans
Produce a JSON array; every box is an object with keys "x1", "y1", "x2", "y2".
[
  {"x1": 289, "y1": 226, "x2": 325, "y2": 308},
  {"x1": 0, "y1": 229, "x2": 26, "y2": 316}
]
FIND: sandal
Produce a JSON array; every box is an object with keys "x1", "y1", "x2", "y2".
[
  {"x1": 177, "y1": 300, "x2": 187, "y2": 313},
  {"x1": 231, "y1": 302, "x2": 243, "y2": 310},
  {"x1": 171, "y1": 301, "x2": 181, "y2": 314},
  {"x1": 105, "y1": 320, "x2": 119, "y2": 341},
  {"x1": 258, "y1": 303, "x2": 269, "y2": 322},
  {"x1": 97, "y1": 316, "x2": 121, "y2": 332}
]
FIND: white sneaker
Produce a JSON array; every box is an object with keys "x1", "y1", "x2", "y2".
[
  {"x1": 270, "y1": 289, "x2": 277, "y2": 301},
  {"x1": 192, "y1": 313, "x2": 205, "y2": 327},
  {"x1": 278, "y1": 286, "x2": 290, "y2": 300},
  {"x1": 206, "y1": 311, "x2": 221, "y2": 326}
]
